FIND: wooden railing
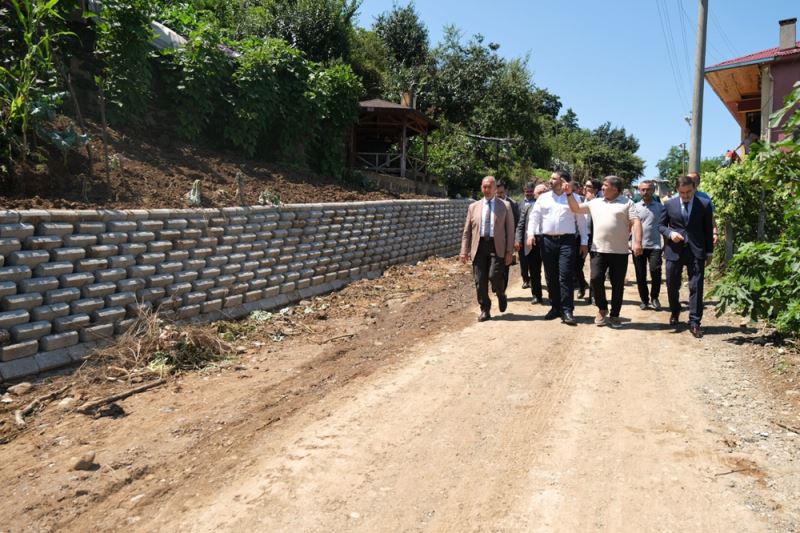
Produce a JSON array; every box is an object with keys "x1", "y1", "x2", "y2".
[{"x1": 355, "y1": 152, "x2": 429, "y2": 181}]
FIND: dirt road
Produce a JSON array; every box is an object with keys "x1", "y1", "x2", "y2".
[{"x1": 2, "y1": 259, "x2": 799, "y2": 532}]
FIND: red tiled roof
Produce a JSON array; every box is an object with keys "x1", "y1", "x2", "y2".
[{"x1": 706, "y1": 41, "x2": 800, "y2": 71}]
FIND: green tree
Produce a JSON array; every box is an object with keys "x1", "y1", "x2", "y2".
[
  {"x1": 268, "y1": 0, "x2": 361, "y2": 62},
  {"x1": 428, "y1": 27, "x2": 503, "y2": 124},
  {"x1": 373, "y1": 2, "x2": 429, "y2": 68},
  {"x1": 656, "y1": 145, "x2": 688, "y2": 180},
  {"x1": 349, "y1": 28, "x2": 389, "y2": 98}
]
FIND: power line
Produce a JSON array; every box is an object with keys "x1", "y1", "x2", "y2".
[
  {"x1": 655, "y1": 0, "x2": 690, "y2": 109},
  {"x1": 674, "y1": 0, "x2": 693, "y2": 85},
  {"x1": 709, "y1": 9, "x2": 739, "y2": 58}
]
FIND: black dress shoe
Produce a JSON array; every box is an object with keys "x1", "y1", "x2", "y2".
[
  {"x1": 690, "y1": 323, "x2": 703, "y2": 338},
  {"x1": 498, "y1": 294, "x2": 508, "y2": 312},
  {"x1": 522, "y1": 281, "x2": 530, "y2": 289},
  {"x1": 561, "y1": 311, "x2": 577, "y2": 325},
  {"x1": 577, "y1": 288, "x2": 586, "y2": 299},
  {"x1": 639, "y1": 302, "x2": 649, "y2": 310},
  {"x1": 651, "y1": 298, "x2": 662, "y2": 311},
  {"x1": 478, "y1": 310, "x2": 491, "y2": 322},
  {"x1": 531, "y1": 296, "x2": 542, "y2": 305},
  {"x1": 669, "y1": 313, "x2": 679, "y2": 326},
  {"x1": 543, "y1": 309, "x2": 560, "y2": 320}
]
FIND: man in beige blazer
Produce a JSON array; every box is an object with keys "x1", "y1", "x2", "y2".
[{"x1": 460, "y1": 176, "x2": 515, "y2": 322}]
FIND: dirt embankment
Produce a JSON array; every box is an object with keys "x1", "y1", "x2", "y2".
[{"x1": 1, "y1": 120, "x2": 430, "y2": 211}]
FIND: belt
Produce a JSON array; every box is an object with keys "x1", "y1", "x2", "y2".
[
  {"x1": 544, "y1": 233, "x2": 573, "y2": 237},
  {"x1": 480, "y1": 236, "x2": 494, "y2": 241}
]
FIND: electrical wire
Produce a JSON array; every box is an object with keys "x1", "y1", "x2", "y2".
[{"x1": 655, "y1": 0, "x2": 691, "y2": 109}]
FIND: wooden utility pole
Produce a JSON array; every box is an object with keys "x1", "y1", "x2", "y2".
[{"x1": 688, "y1": 0, "x2": 708, "y2": 173}]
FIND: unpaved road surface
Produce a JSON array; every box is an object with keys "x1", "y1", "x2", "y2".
[{"x1": 2, "y1": 258, "x2": 799, "y2": 532}]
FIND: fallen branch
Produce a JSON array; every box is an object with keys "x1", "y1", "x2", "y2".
[
  {"x1": 774, "y1": 422, "x2": 800, "y2": 435},
  {"x1": 13, "y1": 384, "x2": 72, "y2": 427},
  {"x1": 714, "y1": 468, "x2": 748, "y2": 477},
  {"x1": 318, "y1": 333, "x2": 355, "y2": 344},
  {"x1": 77, "y1": 379, "x2": 166, "y2": 414}
]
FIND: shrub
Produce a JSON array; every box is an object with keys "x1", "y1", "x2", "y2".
[
  {"x1": 160, "y1": 24, "x2": 231, "y2": 140},
  {"x1": 95, "y1": 0, "x2": 154, "y2": 125},
  {"x1": 224, "y1": 38, "x2": 310, "y2": 158}
]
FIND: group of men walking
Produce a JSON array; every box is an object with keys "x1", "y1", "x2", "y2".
[{"x1": 460, "y1": 171, "x2": 715, "y2": 338}]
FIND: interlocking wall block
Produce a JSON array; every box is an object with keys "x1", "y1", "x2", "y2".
[
  {"x1": 1, "y1": 340, "x2": 39, "y2": 362},
  {"x1": 107, "y1": 220, "x2": 137, "y2": 233},
  {"x1": 166, "y1": 250, "x2": 190, "y2": 262},
  {"x1": 94, "y1": 268, "x2": 127, "y2": 284},
  {"x1": 8, "y1": 250, "x2": 50, "y2": 268},
  {"x1": 98, "y1": 232, "x2": 128, "y2": 245},
  {"x1": 70, "y1": 298, "x2": 104, "y2": 315},
  {"x1": 156, "y1": 261, "x2": 183, "y2": 274},
  {"x1": 182, "y1": 292, "x2": 207, "y2": 306},
  {"x1": 44, "y1": 287, "x2": 81, "y2": 305},
  {"x1": 89, "y1": 306, "x2": 126, "y2": 324},
  {"x1": 35, "y1": 261, "x2": 74, "y2": 278},
  {"x1": 0, "y1": 309, "x2": 30, "y2": 330},
  {"x1": 120, "y1": 243, "x2": 147, "y2": 256},
  {"x1": 0, "y1": 266, "x2": 32, "y2": 283},
  {"x1": 0, "y1": 237, "x2": 22, "y2": 256},
  {"x1": 127, "y1": 265, "x2": 156, "y2": 278},
  {"x1": 76, "y1": 222, "x2": 105, "y2": 234},
  {"x1": 147, "y1": 274, "x2": 174, "y2": 288},
  {"x1": 138, "y1": 220, "x2": 163, "y2": 231},
  {"x1": 80, "y1": 323, "x2": 114, "y2": 342},
  {"x1": 105, "y1": 291, "x2": 137, "y2": 308},
  {"x1": 59, "y1": 272, "x2": 95, "y2": 288},
  {"x1": 0, "y1": 281, "x2": 16, "y2": 298},
  {"x1": 2, "y1": 293, "x2": 43, "y2": 311},
  {"x1": 201, "y1": 299, "x2": 223, "y2": 313},
  {"x1": 31, "y1": 303, "x2": 70, "y2": 322},
  {"x1": 20, "y1": 277, "x2": 59, "y2": 294},
  {"x1": 89, "y1": 244, "x2": 119, "y2": 258},
  {"x1": 117, "y1": 278, "x2": 146, "y2": 293},
  {"x1": 173, "y1": 270, "x2": 198, "y2": 284},
  {"x1": 51, "y1": 247, "x2": 85, "y2": 262},
  {"x1": 76, "y1": 258, "x2": 108, "y2": 273},
  {"x1": 0, "y1": 223, "x2": 35, "y2": 239},
  {"x1": 81, "y1": 282, "x2": 117, "y2": 299},
  {"x1": 138, "y1": 252, "x2": 165, "y2": 265},
  {"x1": 11, "y1": 321, "x2": 52, "y2": 342},
  {"x1": 40, "y1": 331, "x2": 79, "y2": 352},
  {"x1": 53, "y1": 313, "x2": 91, "y2": 333},
  {"x1": 136, "y1": 288, "x2": 164, "y2": 302}
]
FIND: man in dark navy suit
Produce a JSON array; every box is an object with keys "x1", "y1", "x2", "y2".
[{"x1": 659, "y1": 175, "x2": 714, "y2": 338}]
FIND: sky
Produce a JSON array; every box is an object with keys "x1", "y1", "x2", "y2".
[{"x1": 356, "y1": 0, "x2": 798, "y2": 180}]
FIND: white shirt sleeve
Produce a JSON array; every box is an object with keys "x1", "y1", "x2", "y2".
[
  {"x1": 575, "y1": 195, "x2": 588, "y2": 245},
  {"x1": 527, "y1": 199, "x2": 542, "y2": 238}
]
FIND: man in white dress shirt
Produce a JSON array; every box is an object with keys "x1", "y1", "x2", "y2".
[{"x1": 526, "y1": 171, "x2": 588, "y2": 325}]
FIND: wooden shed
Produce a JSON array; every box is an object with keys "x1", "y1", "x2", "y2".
[{"x1": 349, "y1": 98, "x2": 438, "y2": 184}]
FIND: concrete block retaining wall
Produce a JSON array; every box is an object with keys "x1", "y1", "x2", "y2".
[{"x1": 0, "y1": 200, "x2": 469, "y2": 382}]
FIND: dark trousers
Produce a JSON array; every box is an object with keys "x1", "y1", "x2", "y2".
[
  {"x1": 519, "y1": 250, "x2": 529, "y2": 283},
  {"x1": 525, "y1": 236, "x2": 544, "y2": 299},
  {"x1": 542, "y1": 234, "x2": 576, "y2": 314},
  {"x1": 666, "y1": 255, "x2": 705, "y2": 325},
  {"x1": 590, "y1": 252, "x2": 628, "y2": 317},
  {"x1": 575, "y1": 238, "x2": 588, "y2": 293},
  {"x1": 632, "y1": 248, "x2": 662, "y2": 304},
  {"x1": 472, "y1": 238, "x2": 505, "y2": 312}
]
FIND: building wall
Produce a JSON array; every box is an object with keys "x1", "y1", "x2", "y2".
[
  {"x1": 770, "y1": 57, "x2": 800, "y2": 142},
  {"x1": 0, "y1": 200, "x2": 469, "y2": 382}
]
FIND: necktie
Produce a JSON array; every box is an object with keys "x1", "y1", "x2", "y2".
[
  {"x1": 483, "y1": 200, "x2": 491, "y2": 237},
  {"x1": 682, "y1": 202, "x2": 689, "y2": 224}
]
